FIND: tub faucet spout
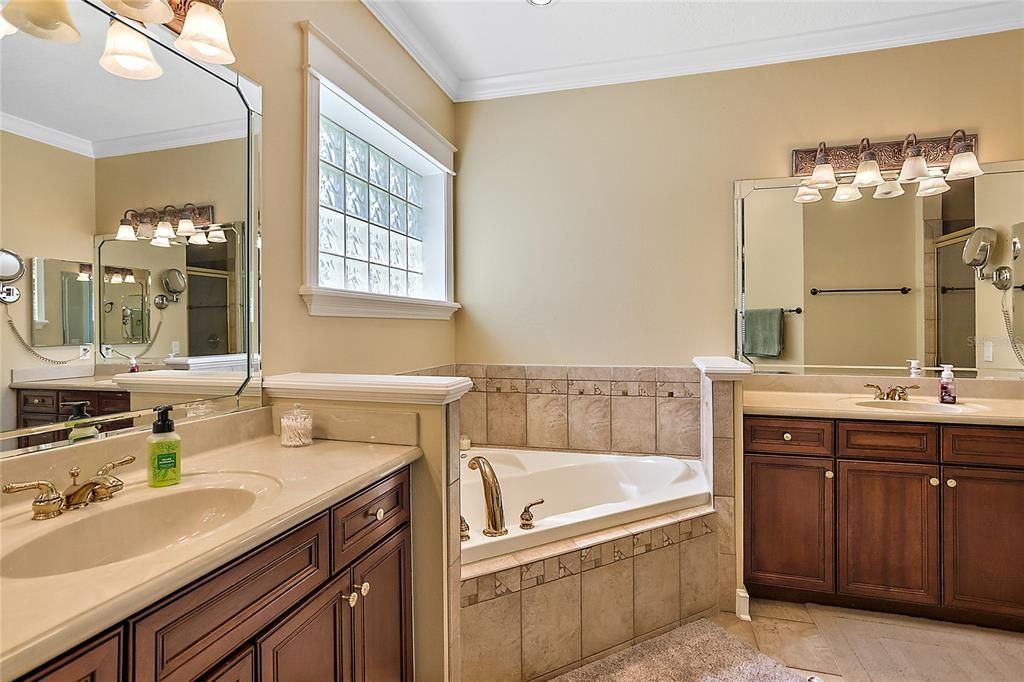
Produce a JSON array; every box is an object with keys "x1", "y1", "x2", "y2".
[{"x1": 468, "y1": 456, "x2": 508, "y2": 537}]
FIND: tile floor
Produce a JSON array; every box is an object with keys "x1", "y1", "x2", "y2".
[{"x1": 717, "y1": 599, "x2": 1024, "y2": 682}]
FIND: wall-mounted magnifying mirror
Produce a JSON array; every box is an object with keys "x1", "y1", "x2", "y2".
[
  {"x1": 0, "y1": 249, "x2": 26, "y2": 283},
  {"x1": 162, "y1": 268, "x2": 187, "y2": 302},
  {"x1": 962, "y1": 227, "x2": 997, "y2": 275}
]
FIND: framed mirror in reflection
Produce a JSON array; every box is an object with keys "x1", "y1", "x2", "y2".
[
  {"x1": 0, "y1": 0, "x2": 261, "y2": 455},
  {"x1": 736, "y1": 161, "x2": 1024, "y2": 380}
]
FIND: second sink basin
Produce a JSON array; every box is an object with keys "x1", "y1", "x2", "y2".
[{"x1": 1, "y1": 472, "x2": 281, "y2": 579}]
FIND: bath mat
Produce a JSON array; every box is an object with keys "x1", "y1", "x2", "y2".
[{"x1": 552, "y1": 618, "x2": 802, "y2": 682}]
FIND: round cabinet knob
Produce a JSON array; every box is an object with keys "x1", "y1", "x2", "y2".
[
  {"x1": 929, "y1": 478, "x2": 940, "y2": 487},
  {"x1": 360, "y1": 581, "x2": 371, "y2": 597},
  {"x1": 374, "y1": 507, "x2": 385, "y2": 521},
  {"x1": 32, "y1": 398, "x2": 41, "y2": 404},
  {"x1": 825, "y1": 471, "x2": 834, "y2": 479},
  {"x1": 783, "y1": 433, "x2": 793, "y2": 442},
  {"x1": 947, "y1": 479, "x2": 957, "y2": 488},
  {"x1": 345, "y1": 592, "x2": 359, "y2": 607}
]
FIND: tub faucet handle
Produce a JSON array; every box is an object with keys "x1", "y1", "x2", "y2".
[{"x1": 520, "y1": 499, "x2": 544, "y2": 530}]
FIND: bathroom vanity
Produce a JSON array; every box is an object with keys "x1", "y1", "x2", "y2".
[
  {"x1": 13, "y1": 383, "x2": 132, "y2": 449},
  {"x1": 743, "y1": 413, "x2": 1024, "y2": 630}
]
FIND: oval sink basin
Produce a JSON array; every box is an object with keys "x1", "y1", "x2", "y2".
[
  {"x1": 2, "y1": 473, "x2": 279, "y2": 579},
  {"x1": 845, "y1": 399, "x2": 987, "y2": 415}
]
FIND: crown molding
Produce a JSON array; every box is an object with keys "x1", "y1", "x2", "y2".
[
  {"x1": 0, "y1": 114, "x2": 94, "y2": 157},
  {"x1": 365, "y1": 1, "x2": 1024, "y2": 102},
  {"x1": 263, "y1": 372, "x2": 474, "y2": 405}
]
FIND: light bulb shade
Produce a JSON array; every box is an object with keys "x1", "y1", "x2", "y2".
[
  {"x1": 124, "y1": 272, "x2": 136, "y2": 283},
  {"x1": 851, "y1": 159, "x2": 884, "y2": 188},
  {"x1": 175, "y1": 218, "x2": 196, "y2": 236},
  {"x1": 805, "y1": 163, "x2": 837, "y2": 189},
  {"x1": 174, "y1": 2, "x2": 235, "y2": 64},
  {"x1": 0, "y1": 13, "x2": 17, "y2": 37},
  {"x1": 207, "y1": 226, "x2": 227, "y2": 242},
  {"x1": 874, "y1": 180, "x2": 905, "y2": 199},
  {"x1": 150, "y1": 236, "x2": 171, "y2": 248},
  {"x1": 945, "y1": 151, "x2": 984, "y2": 181},
  {"x1": 76, "y1": 271, "x2": 90, "y2": 282},
  {"x1": 916, "y1": 177, "x2": 951, "y2": 197},
  {"x1": 832, "y1": 184, "x2": 863, "y2": 203},
  {"x1": 136, "y1": 222, "x2": 154, "y2": 239},
  {"x1": 1, "y1": 0, "x2": 79, "y2": 42},
  {"x1": 188, "y1": 231, "x2": 209, "y2": 245},
  {"x1": 100, "y1": 0, "x2": 172, "y2": 24},
  {"x1": 100, "y1": 20, "x2": 162, "y2": 80},
  {"x1": 896, "y1": 155, "x2": 929, "y2": 184},
  {"x1": 154, "y1": 220, "x2": 175, "y2": 238},
  {"x1": 110, "y1": 272, "x2": 124, "y2": 284},
  {"x1": 793, "y1": 185, "x2": 822, "y2": 204},
  {"x1": 115, "y1": 223, "x2": 138, "y2": 241}
]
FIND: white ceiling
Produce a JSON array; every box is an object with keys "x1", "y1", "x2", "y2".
[
  {"x1": 363, "y1": 0, "x2": 1024, "y2": 101},
  {"x1": 0, "y1": 0, "x2": 246, "y2": 157}
]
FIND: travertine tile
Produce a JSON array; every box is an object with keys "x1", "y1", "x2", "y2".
[
  {"x1": 447, "y1": 479, "x2": 460, "y2": 565},
  {"x1": 512, "y1": 538, "x2": 579, "y2": 566},
  {"x1": 579, "y1": 640, "x2": 632, "y2": 667},
  {"x1": 568, "y1": 395, "x2": 610, "y2": 451},
  {"x1": 460, "y1": 392, "x2": 487, "y2": 445},
  {"x1": 750, "y1": 599, "x2": 814, "y2": 623},
  {"x1": 712, "y1": 381, "x2": 735, "y2": 438},
  {"x1": 567, "y1": 380, "x2": 611, "y2": 396},
  {"x1": 788, "y1": 668, "x2": 844, "y2": 682},
  {"x1": 719, "y1": 554, "x2": 737, "y2": 613},
  {"x1": 521, "y1": 550, "x2": 580, "y2": 589},
  {"x1": 455, "y1": 363, "x2": 486, "y2": 378},
  {"x1": 680, "y1": 533, "x2": 718, "y2": 618},
  {"x1": 581, "y1": 536, "x2": 632, "y2": 571},
  {"x1": 447, "y1": 403, "x2": 461, "y2": 486},
  {"x1": 750, "y1": 617, "x2": 841, "y2": 675},
  {"x1": 574, "y1": 523, "x2": 632, "y2": 551},
  {"x1": 527, "y1": 365, "x2": 569, "y2": 380},
  {"x1": 611, "y1": 366, "x2": 656, "y2": 382},
  {"x1": 634, "y1": 545, "x2": 680, "y2": 635},
  {"x1": 462, "y1": 553, "x2": 519, "y2": 581},
  {"x1": 715, "y1": 496, "x2": 736, "y2": 556},
  {"x1": 655, "y1": 382, "x2": 699, "y2": 398},
  {"x1": 581, "y1": 558, "x2": 634, "y2": 657},
  {"x1": 486, "y1": 378, "x2": 526, "y2": 393},
  {"x1": 568, "y1": 366, "x2": 612, "y2": 381},
  {"x1": 522, "y1": 575, "x2": 582, "y2": 680},
  {"x1": 633, "y1": 620, "x2": 682, "y2": 644},
  {"x1": 610, "y1": 381, "x2": 656, "y2": 397},
  {"x1": 656, "y1": 366, "x2": 700, "y2": 383},
  {"x1": 528, "y1": 661, "x2": 580, "y2": 682},
  {"x1": 655, "y1": 397, "x2": 701, "y2": 455},
  {"x1": 461, "y1": 591, "x2": 522, "y2": 682},
  {"x1": 610, "y1": 397, "x2": 655, "y2": 453},
  {"x1": 713, "y1": 437, "x2": 735, "y2": 497},
  {"x1": 711, "y1": 612, "x2": 759, "y2": 650},
  {"x1": 527, "y1": 379, "x2": 568, "y2": 395},
  {"x1": 527, "y1": 394, "x2": 569, "y2": 449},
  {"x1": 487, "y1": 364, "x2": 526, "y2": 379},
  {"x1": 487, "y1": 392, "x2": 526, "y2": 446}
]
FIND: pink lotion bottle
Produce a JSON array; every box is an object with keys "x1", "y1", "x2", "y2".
[{"x1": 939, "y1": 364, "x2": 957, "y2": 405}]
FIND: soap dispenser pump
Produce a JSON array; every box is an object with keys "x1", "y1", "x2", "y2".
[
  {"x1": 907, "y1": 359, "x2": 922, "y2": 378},
  {"x1": 148, "y1": 405, "x2": 181, "y2": 487},
  {"x1": 939, "y1": 365, "x2": 957, "y2": 405}
]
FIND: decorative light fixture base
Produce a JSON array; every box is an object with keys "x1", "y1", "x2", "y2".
[{"x1": 792, "y1": 133, "x2": 978, "y2": 177}]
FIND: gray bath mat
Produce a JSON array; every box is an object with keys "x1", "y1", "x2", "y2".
[{"x1": 553, "y1": 618, "x2": 802, "y2": 682}]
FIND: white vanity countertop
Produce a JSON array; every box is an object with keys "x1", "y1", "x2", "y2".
[
  {"x1": 744, "y1": 390, "x2": 1024, "y2": 426},
  {"x1": 0, "y1": 436, "x2": 421, "y2": 680},
  {"x1": 8, "y1": 376, "x2": 123, "y2": 391}
]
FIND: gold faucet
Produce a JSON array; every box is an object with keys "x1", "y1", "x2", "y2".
[
  {"x1": 64, "y1": 456, "x2": 136, "y2": 508},
  {"x1": 467, "y1": 456, "x2": 507, "y2": 537},
  {"x1": 2, "y1": 480, "x2": 63, "y2": 520},
  {"x1": 865, "y1": 384, "x2": 920, "y2": 401}
]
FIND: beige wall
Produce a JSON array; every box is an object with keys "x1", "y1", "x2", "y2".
[
  {"x1": 224, "y1": 0, "x2": 457, "y2": 376},
  {"x1": 453, "y1": 30, "x2": 1024, "y2": 365}
]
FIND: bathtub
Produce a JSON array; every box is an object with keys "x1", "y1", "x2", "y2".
[{"x1": 460, "y1": 447, "x2": 711, "y2": 564}]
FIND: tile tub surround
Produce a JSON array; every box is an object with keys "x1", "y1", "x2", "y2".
[{"x1": 460, "y1": 508, "x2": 719, "y2": 681}]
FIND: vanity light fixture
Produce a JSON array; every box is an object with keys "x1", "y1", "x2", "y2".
[
  {"x1": 175, "y1": 204, "x2": 198, "y2": 236},
  {"x1": 916, "y1": 174, "x2": 951, "y2": 197},
  {"x1": 110, "y1": 270, "x2": 124, "y2": 285},
  {"x1": 793, "y1": 184, "x2": 822, "y2": 204},
  {"x1": 874, "y1": 180, "x2": 905, "y2": 199},
  {"x1": 154, "y1": 219, "x2": 176, "y2": 239},
  {"x1": 207, "y1": 225, "x2": 227, "y2": 243},
  {"x1": 100, "y1": 19, "x2": 163, "y2": 81},
  {"x1": 187, "y1": 230, "x2": 209, "y2": 246},
  {"x1": 945, "y1": 128, "x2": 984, "y2": 181},
  {"x1": 100, "y1": 0, "x2": 172, "y2": 24},
  {"x1": 150, "y1": 235, "x2": 171, "y2": 248},
  {"x1": 1, "y1": 0, "x2": 79, "y2": 42},
  {"x1": 174, "y1": 0, "x2": 235, "y2": 65},
  {"x1": 124, "y1": 270, "x2": 136, "y2": 284},
  {"x1": 76, "y1": 265, "x2": 92, "y2": 282},
  {"x1": 115, "y1": 217, "x2": 138, "y2": 241},
  {"x1": 851, "y1": 138, "x2": 884, "y2": 188},
  {"x1": 832, "y1": 183, "x2": 862, "y2": 203},
  {"x1": 805, "y1": 142, "x2": 837, "y2": 189},
  {"x1": 896, "y1": 133, "x2": 930, "y2": 184}
]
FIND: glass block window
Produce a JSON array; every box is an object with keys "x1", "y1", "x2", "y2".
[{"x1": 318, "y1": 117, "x2": 425, "y2": 298}]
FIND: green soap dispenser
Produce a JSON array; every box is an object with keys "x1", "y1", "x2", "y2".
[
  {"x1": 148, "y1": 405, "x2": 181, "y2": 487},
  {"x1": 64, "y1": 401, "x2": 99, "y2": 443}
]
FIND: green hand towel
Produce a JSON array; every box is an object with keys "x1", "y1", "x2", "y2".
[{"x1": 744, "y1": 308, "x2": 785, "y2": 358}]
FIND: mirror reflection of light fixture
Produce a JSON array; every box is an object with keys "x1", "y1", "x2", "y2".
[
  {"x1": 154, "y1": 220, "x2": 175, "y2": 239},
  {"x1": 896, "y1": 133, "x2": 930, "y2": 184},
  {"x1": 76, "y1": 265, "x2": 91, "y2": 282},
  {"x1": 150, "y1": 236, "x2": 171, "y2": 248},
  {"x1": 851, "y1": 138, "x2": 884, "y2": 188},
  {"x1": 188, "y1": 230, "x2": 209, "y2": 246},
  {"x1": 945, "y1": 128, "x2": 984, "y2": 181},
  {"x1": 874, "y1": 180, "x2": 905, "y2": 199},
  {"x1": 207, "y1": 225, "x2": 227, "y2": 243},
  {"x1": 99, "y1": 0, "x2": 172, "y2": 24},
  {"x1": 1, "y1": 0, "x2": 79, "y2": 43},
  {"x1": 100, "y1": 19, "x2": 162, "y2": 80},
  {"x1": 832, "y1": 183, "x2": 862, "y2": 203},
  {"x1": 793, "y1": 184, "x2": 822, "y2": 204},
  {"x1": 174, "y1": 0, "x2": 235, "y2": 65},
  {"x1": 110, "y1": 270, "x2": 124, "y2": 284},
  {"x1": 124, "y1": 270, "x2": 136, "y2": 284},
  {"x1": 176, "y1": 204, "x2": 197, "y2": 236},
  {"x1": 805, "y1": 142, "x2": 837, "y2": 189},
  {"x1": 916, "y1": 175, "x2": 951, "y2": 197}
]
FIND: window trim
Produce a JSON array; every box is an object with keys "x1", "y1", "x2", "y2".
[{"x1": 301, "y1": 21, "x2": 459, "y2": 320}]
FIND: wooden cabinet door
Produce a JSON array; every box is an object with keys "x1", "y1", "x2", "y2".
[
  {"x1": 744, "y1": 455, "x2": 835, "y2": 593},
  {"x1": 257, "y1": 572, "x2": 355, "y2": 682},
  {"x1": 205, "y1": 647, "x2": 255, "y2": 682},
  {"x1": 943, "y1": 467, "x2": 1024, "y2": 618},
  {"x1": 837, "y1": 461, "x2": 939, "y2": 605},
  {"x1": 22, "y1": 628, "x2": 123, "y2": 681},
  {"x1": 351, "y1": 529, "x2": 413, "y2": 682}
]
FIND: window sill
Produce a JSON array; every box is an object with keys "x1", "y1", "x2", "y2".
[{"x1": 298, "y1": 286, "x2": 461, "y2": 320}]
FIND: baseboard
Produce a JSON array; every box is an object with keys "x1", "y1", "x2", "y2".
[{"x1": 735, "y1": 587, "x2": 751, "y2": 621}]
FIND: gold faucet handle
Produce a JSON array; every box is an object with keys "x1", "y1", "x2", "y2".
[
  {"x1": 864, "y1": 383, "x2": 884, "y2": 399},
  {"x1": 68, "y1": 467, "x2": 81, "y2": 485},
  {"x1": 96, "y1": 455, "x2": 136, "y2": 476},
  {"x1": 520, "y1": 499, "x2": 545, "y2": 530},
  {"x1": 2, "y1": 480, "x2": 63, "y2": 520},
  {"x1": 894, "y1": 385, "x2": 921, "y2": 401}
]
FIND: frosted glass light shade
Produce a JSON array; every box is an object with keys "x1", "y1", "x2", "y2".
[
  {"x1": 176, "y1": 218, "x2": 196, "y2": 236},
  {"x1": 0, "y1": 13, "x2": 17, "y2": 37},
  {"x1": 833, "y1": 184, "x2": 862, "y2": 203},
  {"x1": 150, "y1": 236, "x2": 171, "y2": 248},
  {"x1": 100, "y1": 0, "x2": 172, "y2": 24},
  {"x1": 136, "y1": 222, "x2": 153, "y2": 239},
  {"x1": 115, "y1": 223, "x2": 138, "y2": 241},
  {"x1": 806, "y1": 163, "x2": 837, "y2": 189},
  {"x1": 917, "y1": 177, "x2": 951, "y2": 197},
  {"x1": 100, "y1": 20, "x2": 162, "y2": 80},
  {"x1": 188, "y1": 231, "x2": 209, "y2": 245},
  {"x1": 851, "y1": 159, "x2": 884, "y2": 188},
  {"x1": 174, "y1": 2, "x2": 234, "y2": 64},
  {"x1": 874, "y1": 180, "x2": 905, "y2": 199},
  {"x1": 154, "y1": 220, "x2": 175, "y2": 238},
  {"x1": 76, "y1": 271, "x2": 90, "y2": 282},
  {"x1": 896, "y1": 155, "x2": 929, "y2": 184},
  {"x1": 124, "y1": 272, "x2": 136, "y2": 284},
  {"x1": 2, "y1": 0, "x2": 78, "y2": 42},
  {"x1": 110, "y1": 272, "x2": 124, "y2": 284},
  {"x1": 945, "y1": 151, "x2": 984, "y2": 181},
  {"x1": 207, "y1": 225, "x2": 227, "y2": 243},
  {"x1": 793, "y1": 185, "x2": 822, "y2": 204}
]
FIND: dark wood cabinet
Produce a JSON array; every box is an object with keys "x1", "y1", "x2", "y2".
[
  {"x1": 837, "y1": 421, "x2": 937, "y2": 462},
  {"x1": 743, "y1": 417, "x2": 834, "y2": 456},
  {"x1": 942, "y1": 466, "x2": 1024, "y2": 619},
  {"x1": 744, "y1": 454, "x2": 834, "y2": 593},
  {"x1": 352, "y1": 530, "x2": 413, "y2": 682},
  {"x1": 942, "y1": 426, "x2": 1024, "y2": 469},
  {"x1": 21, "y1": 629, "x2": 124, "y2": 682},
  {"x1": 837, "y1": 460, "x2": 939, "y2": 605},
  {"x1": 206, "y1": 647, "x2": 256, "y2": 682},
  {"x1": 15, "y1": 387, "x2": 133, "y2": 448}
]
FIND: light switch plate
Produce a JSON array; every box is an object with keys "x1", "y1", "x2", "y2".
[{"x1": 984, "y1": 341, "x2": 994, "y2": 362}]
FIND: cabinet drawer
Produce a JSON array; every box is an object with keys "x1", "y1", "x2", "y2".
[
  {"x1": 58, "y1": 391, "x2": 97, "y2": 415},
  {"x1": 21, "y1": 627, "x2": 124, "y2": 681},
  {"x1": 744, "y1": 417, "x2": 834, "y2": 456},
  {"x1": 838, "y1": 421, "x2": 938, "y2": 462},
  {"x1": 97, "y1": 391, "x2": 131, "y2": 414},
  {"x1": 20, "y1": 390, "x2": 57, "y2": 414},
  {"x1": 942, "y1": 426, "x2": 1024, "y2": 469},
  {"x1": 333, "y1": 468, "x2": 410, "y2": 573},
  {"x1": 132, "y1": 513, "x2": 330, "y2": 681}
]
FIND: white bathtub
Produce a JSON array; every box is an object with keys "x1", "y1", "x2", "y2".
[{"x1": 460, "y1": 447, "x2": 711, "y2": 564}]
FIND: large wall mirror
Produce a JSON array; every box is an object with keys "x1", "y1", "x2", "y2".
[
  {"x1": 737, "y1": 160, "x2": 1023, "y2": 379},
  {"x1": 0, "y1": 0, "x2": 261, "y2": 455}
]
